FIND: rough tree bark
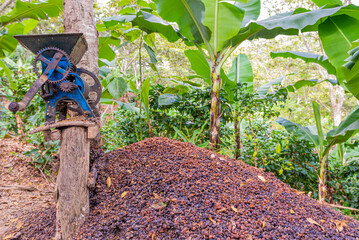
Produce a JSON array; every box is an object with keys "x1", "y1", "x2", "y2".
[
  {"x1": 55, "y1": 1, "x2": 99, "y2": 239},
  {"x1": 55, "y1": 127, "x2": 90, "y2": 240},
  {"x1": 209, "y1": 65, "x2": 222, "y2": 149},
  {"x1": 63, "y1": 0, "x2": 98, "y2": 75}
]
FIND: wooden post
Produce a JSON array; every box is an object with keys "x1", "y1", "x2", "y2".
[{"x1": 55, "y1": 127, "x2": 90, "y2": 240}]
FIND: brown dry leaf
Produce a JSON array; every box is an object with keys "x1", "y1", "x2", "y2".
[
  {"x1": 4, "y1": 234, "x2": 14, "y2": 240},
  {"x1": 127, "y1": 170, "x2": 132, "y2": 174},
  {"x1": 153, "y1": 192, "x2": 160, "y2": 200},
  {"x1": 307, "y1": 218, "x2": 324, "y2": 230},
  {"x1": 258, "y1": 175, "x2": 266, "y2": 182},
  {"x1": 334, "y1": 220, "x2": 348, "y2": 232},
  {"x1": 208, "y1": 215, "x2": 216, "y2": 224},
  {"x1": 106, "y1": 177, "x2": 112, "y2": 188},
  {"x1": 121, "y1": 191, "x2": 128, "y2": 198},
  {"x1": 294, "y1": 190, "x2": 306, "y2": 195},
  {"x1": 240, "y1": 182, "x2": 247, "y2": 187},
  {"x1": 151, "y1": 201, "x2": 167, "y2": 210},
  {"x1": 231, "y1": 205, "x2": 238, "y2": 213},
  {"x1": 16, "y1": 221, "x2": 22, "y2": 229},
  {"x1": 290, "y1": 209, "x2": 295, "y2": 214},
  {"x1": 14, "y1": 201, "x2": 19, "y2": 206},
  {"x1": 217, "y1": 207, "x2": 227, "y2": 213},
  {"x1": 262, "y1": 221, "x2": 266, "y2": 228},
  {"x1": 151, "y1": 232, "x2": 156, "y2": 240},
  {"x1": 10, "y1": 218, "x2": 18, "y2": 222}
]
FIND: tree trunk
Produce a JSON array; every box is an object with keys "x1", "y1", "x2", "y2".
[
  {"x1": 54, "y1": 1, "x2": 98, "y2": 239},
  {"x1": 318, "y1": 155, "x2": 328, "y2": 202},
  {"x1": 55, "y1": 127, "x2": 90, "y2": 239},
  {"x1": 209, "y1": 67, "x2": 222, "y2": 149},
  {"x1": 234, "y1": 114, "x2": 241, "y2": 159},
  {"x1": 328, "y1": 84, "x2": 345, "y2": 126},
  {"x1": 63, "y1": 0, "x2": 98, "y2": 74}
]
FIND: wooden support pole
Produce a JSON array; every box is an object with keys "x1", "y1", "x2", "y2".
[{"x1": 55, "y1": 127, "x2": 89, "y2": 240}]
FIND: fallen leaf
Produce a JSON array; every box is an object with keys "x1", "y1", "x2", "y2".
[
  {"x1": 10, "y1": 218, "x2": 18, "y2": 222},
  {"x1": 4, "y1": 234, "x2": 14, "y2": 240},
  {"x1": 127, "y1": 170, "x2": 132, "y2": 174},
  {"x1": 294, "y1": 190, "x2": 306, "y2": 195},
  {"x1": 151, "y1": 201, "x2": 167, "y2": 210},
  {"x1": 208, "y1": 215, "x2": 216, "y2": 224},
  {"x1": 16, "y1": 221, "x2": 22, "y2": 229},
  {"x1": 153, "y1": 192, "x2": 160, "y2": 200},
  {"x1": 262, "y1": 221, "x2": 266, "y2": 228},
  {"x1": 307, "y1": 218, "x2": 324, "y2": 230},
  {"x1": 231, "y1": 205, "x2": 238, "y2": 213},
  {"x1": 290, "y1": 209, "x2": 295, "y2": 214},
  {"x1": 258, "y1": 175, "x2": 266, "y2": 182},
  {"x1": 121, "y1": 191, "x2": 128, "y2": 198},
  {"x1": 334, "y1": 220, "x2": 348, "y2": 232},
  {"x1": 106, "y1": 177, "x2": 112, "y2": 188},
  {"x1": 14, "y1": 201, "x2": 18, "y2": 206},
  {"x1": 210, "y1": 154, "x2": 215, "y2": 159},
  {"x1": 151, "y1": 232, "x2": 156, "y2": 240},
  {"x1": 217, "y1": 207, "x2": 227, "y2": 213}
]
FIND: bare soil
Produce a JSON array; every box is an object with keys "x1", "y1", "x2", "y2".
[{"x1": 0, "y1": 137, "x2": 56, "y2": 240}]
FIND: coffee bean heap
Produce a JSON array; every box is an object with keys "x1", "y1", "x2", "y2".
[{"x1": 22, "y1": 138, "x2": 359, "y2": 239}]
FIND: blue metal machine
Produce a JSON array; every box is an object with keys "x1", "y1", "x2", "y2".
[{"x1": 8, "y1": 33, "x2": 101, "y2": 124}]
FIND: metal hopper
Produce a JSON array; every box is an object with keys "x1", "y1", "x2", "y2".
[{"x1": 14, "y1": 33, "x2": 88, "y2": 65}]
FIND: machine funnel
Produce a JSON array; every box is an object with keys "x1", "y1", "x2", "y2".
[{"x1": 14, "y1": 33, "x2": 88, "y2": 65}]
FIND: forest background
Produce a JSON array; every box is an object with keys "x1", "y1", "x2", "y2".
[{"x1": 0, "y1": 0, "x2": 359, "y2": 220}]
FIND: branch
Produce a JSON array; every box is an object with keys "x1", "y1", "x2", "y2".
[
  {"x1": 324, "y1": 202, "x2": 359, "y2": 212},
  {"x1": 0, "y1": 0, "x2": 14, "y2": 15}
]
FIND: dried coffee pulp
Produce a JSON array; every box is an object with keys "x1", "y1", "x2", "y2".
[{"x1": 21, "y1": 138, "x2": 359, "y2": 239}]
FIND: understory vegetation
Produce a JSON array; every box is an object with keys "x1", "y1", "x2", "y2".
[{"x1": 0, "y1": 0, "x2": 359, "y2": 220}]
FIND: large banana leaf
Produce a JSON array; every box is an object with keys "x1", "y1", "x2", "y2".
[
  {"x1": 227, "y1": 53, "x2": 253, "y2": 93},
  {"x1": 271, "y1": 51, "x2": 336, "y2": 75},
  {"x1": 280, "y1": 79, "x2": 337, "y2": 93},
  {"x1": 103, "y1": 11, "x2": 180, "y2": 43},
  {"x1": 154, "y1": 0, "x2": 210, "y2": 44},
  {"x1": 276, "y1": 117, "x2": 320, "y2": 152},
  {"x1": 318, "y1": 15, "x2": 359, "y2": 83},
  {"x1": 312, "y1": 0, "x2": 342, "y2": 8},
  {"x1": 184, "y1": 49, "x2": 211, "y2": 84},
  {"x1": 327, "y1": 106, "x2": 359, "y2": 145},
  {"x1": 342, "y1": 41, "x2": 359, "y2": 100},
  {"x1": 0, "y1": 0, "x2": 63, "y2": 27},
  {"x1": 228, "y1": 5, "x2": 350, "y2": 48},
  {"x1": 202, "y1": 0, "x2": 245, "y2": 52},
  {"x1": 256, "y1": 76, "x2": 285, "y2": 96},
  {"x1": 233, "y1": 0, "x2": 261, "y2": 27},
  {"x1": 313, "y1": 101, "x2": 324, "y2": 155}
]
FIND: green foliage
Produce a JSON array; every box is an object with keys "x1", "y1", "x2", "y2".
[
  {"x1": 223, "y1": 121, "x2": 320, "y2": 194},
  {"x1": 0, "y1": 0, "x2": 63, "y2": 58}
]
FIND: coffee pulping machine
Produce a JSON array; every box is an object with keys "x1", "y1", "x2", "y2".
[{"x1": 8, "y1": 33, "x2": 102, "y2": 141}]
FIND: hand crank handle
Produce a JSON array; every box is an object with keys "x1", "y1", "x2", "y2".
[{"x1": 8, "y1": 74, "x2": 48, "y2": 112}]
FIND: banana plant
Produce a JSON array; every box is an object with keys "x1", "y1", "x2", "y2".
[
  {"x1": 341, "y1": 39, "x2": 359, "y2": 99},
  {"x1": 151, "y1": 0, "x2": 359, "y2": 148},
  {"x1": 277, "y1": 102, "x2": 359, "y2": 202},
  {"x1": 104, "y1": 0, "x2": 359, "y2": 148}
]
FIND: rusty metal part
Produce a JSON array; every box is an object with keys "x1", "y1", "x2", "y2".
[
  {"x1": 33, "y1": 47, "x2": 71, "y2": 83},
  {"x1": 8, "y1": 74, "x2": 48, "y2": 112},
  {"x1": 76, "y1": 68, "x2": 102, "y2": 117},
  {"x1": 14, "y1": 33, "x2": 88, "y2": 65},
  {"x1": 60, "y1": 81, "x2": 78, "y2": 92},
  {"x1": 76, "y1": 68, "x2": 102, "y2": 106}
]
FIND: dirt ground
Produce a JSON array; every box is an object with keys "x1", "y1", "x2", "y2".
[{"x1": 0, "y1": 137, "x2": 56, "y2": 239}]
